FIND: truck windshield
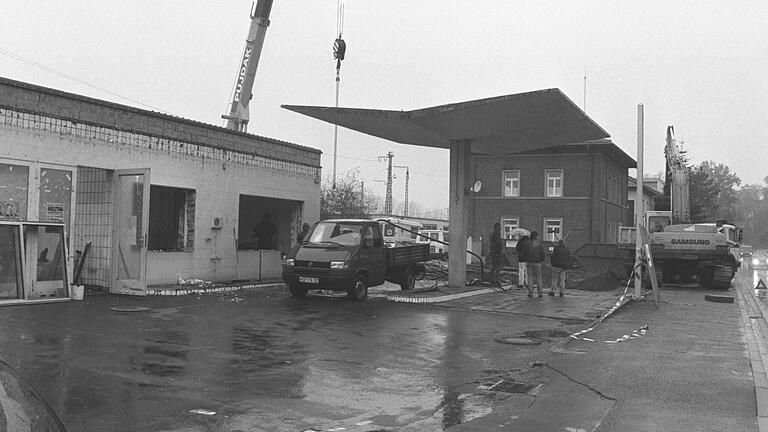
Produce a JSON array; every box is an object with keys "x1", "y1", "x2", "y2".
[{"x1": 308, "y1": 222, "x2": 362, "y2": 247}]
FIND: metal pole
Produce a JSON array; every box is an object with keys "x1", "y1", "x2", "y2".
[
  {"x1": 385, "y1": 152, "x2": 393, "y2": 215},
  {"x1": 634, "y1": 103, "x2": 645, "y2": 300},
  {"x1": 404, "y1": 167, "x2": 409, "y2": 216},
  {"x1": 394, "y1": 165, "x2": 409, "y2": 216},
  {"x1": 583, "y1": 67, "x2": 587, "y2": 112},
  {"x1": 332, "y1": 70, "x2": 340, "y2": 188}
]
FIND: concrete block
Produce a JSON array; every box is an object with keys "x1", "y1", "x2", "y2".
[{"x1": 705, "y1": 294, "x2": 735, "y2": 303}]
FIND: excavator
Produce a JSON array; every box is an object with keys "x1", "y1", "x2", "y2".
[{"x1": 647, "y1": 126, "x2": 742, "y2": 289}]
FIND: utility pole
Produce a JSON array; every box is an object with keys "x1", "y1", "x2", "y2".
[
  {"x1": 394, "y1": 165, "x2": 409, "y2": 216},
  {"x1": 377, "y1": 151, "x2": 394, "y2": 215},
  {"x1": 634, "y1": 103, "x2": 644, "y2": 300}
]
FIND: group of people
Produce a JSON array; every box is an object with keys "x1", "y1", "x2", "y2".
[{"x1": 488, "y1": 223, "x2": 571, "y2": 298}]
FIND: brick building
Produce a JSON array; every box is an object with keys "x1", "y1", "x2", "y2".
[
  {"x1": 469, "y1": 139, "x2": 635, "y2": 253},
  {"x1": 0, "y1": 77, "x2": 321, "y2": 302},
  {"x1": 627, "y1": 176, "x2": 664, "y2": 224}
]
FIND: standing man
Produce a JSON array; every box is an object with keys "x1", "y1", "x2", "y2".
[
  {"x1": 524, "y1": 231, "x2": 546, "y2": 298},
  {"x1": 297, "y1": 222, "x2": 311, "y2": 243},
  {"x1": 253, "y1": 213, "x2": 277, "y2": 250},
  {"x1": 515, "y1": 234, "x2": 529, "y2": 288},
  {"x1": 488, "y1": 222, "x2": 503, "y2": 287},
  {"x1": 549, "y1": 239, "x2": 571, "y2": 297}
]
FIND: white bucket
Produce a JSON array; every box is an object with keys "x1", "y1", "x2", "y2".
[{"x1": 71, "y1": 285, "x2": 84, "y2": 301}]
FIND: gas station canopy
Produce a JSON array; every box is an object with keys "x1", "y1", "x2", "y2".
[
  {"x1": 282, "y1": 88, "x2": 609, "y2": 154},
  {"x1": 283, "y1": 87, "x2": 615, "y2": 288}
]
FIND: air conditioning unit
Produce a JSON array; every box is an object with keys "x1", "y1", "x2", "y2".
[{"x1": 211, "y1": 216, "x2": 223, "y2": 229}]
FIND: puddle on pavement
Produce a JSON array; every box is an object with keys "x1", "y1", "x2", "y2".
[
  {"x1": 523, "y1": 329, "x2": 571, "y2": 338},
  {"x1": 496, "y1": 329, "x2": 571, "y2": 345},
  {"x1": 436, "y1": 392, "x2": 494, "y2": 429}
]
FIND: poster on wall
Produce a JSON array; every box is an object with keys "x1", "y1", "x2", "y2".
[{"x1": 45, "y1": 202, "x2": 65, "y2": 223}]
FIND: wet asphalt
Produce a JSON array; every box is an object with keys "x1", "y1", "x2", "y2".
[
  {"x1": 2, "y1": 269, "x2": 766, "y2": 431},
  {"x1": 0, "y1": 285, "x2": 580, "y2": 432}
]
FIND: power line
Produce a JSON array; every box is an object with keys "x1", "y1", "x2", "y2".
[
  {"x1": 321, "y1": 153, "x2": 448, "y2": 179},
  {"x1": 0, "y1": 46, "x2": 168, "y2": 113}
]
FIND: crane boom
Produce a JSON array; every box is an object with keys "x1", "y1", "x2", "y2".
[{"x1": 222, "y1": 0, "x2": 273, "y2": 132}]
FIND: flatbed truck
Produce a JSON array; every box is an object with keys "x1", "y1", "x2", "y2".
[{"x1": 282, "y1": 219, "x2": 428, "y2": 300}]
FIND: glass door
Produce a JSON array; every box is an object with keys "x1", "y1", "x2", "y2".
[{"x1": 111, "y1": 169, "x2": 150, "y2": 295}]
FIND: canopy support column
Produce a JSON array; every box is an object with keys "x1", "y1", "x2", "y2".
[{"x1": 448, "y1": 140, "x2": 471, "y2": 288}]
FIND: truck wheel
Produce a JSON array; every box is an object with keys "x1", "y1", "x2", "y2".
[
  {"x1": 400, "y1": 266, "x2": 415, "y2": 290},
  {"x1": 288, "y1": 284, "x2": 308, "y2": 298},
  {"x1": 712, "y1": 265, "x2": 733, "y2": 290},
  {"x1": 347, "y1": 275, "x2": 368, "y2": 301}
]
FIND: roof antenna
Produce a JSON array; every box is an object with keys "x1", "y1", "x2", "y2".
[{"x1": 583, "y1": 66, "x2": 587, "y2": 113}]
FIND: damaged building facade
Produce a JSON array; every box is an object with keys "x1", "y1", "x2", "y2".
[{"x1": 0, "y1": 77, "x2": 320, "y2": 303}]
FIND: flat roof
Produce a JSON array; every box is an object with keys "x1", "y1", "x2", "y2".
[
  {"x1": 283, "y1": 88, "x2": 610, "y2": 154},
  {"x1": 0, "y1": 76, "x2": 322, "y2": 166}
]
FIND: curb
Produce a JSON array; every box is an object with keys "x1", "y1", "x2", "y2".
[
  {"x1": 387, "y1": 287, "x2": 499, "y2": 303},
  {"x1": 146, "y1": 282, "x2": 284, "y2": 296},
  {"x1": 735, "y1": 280, "x2": 768, "y2": 432}
]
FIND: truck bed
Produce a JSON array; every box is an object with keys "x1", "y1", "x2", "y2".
[{"x1": 385, "y1": 243, "x2": 429, "y2": 268}]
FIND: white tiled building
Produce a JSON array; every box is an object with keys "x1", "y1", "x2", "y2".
[{"x1": 0, "y1": 77, "x2": 320, "y2": 301}]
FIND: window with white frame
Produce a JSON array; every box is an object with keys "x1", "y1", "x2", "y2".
[
  {"x1": 502, "y1": 170, "x2": 520, "y2": 197},
  {"x1": 501, "y1": 218, "x2": 520, "y2": 239},
  {"x1": 544, "y1": 218, "x2": 563, "y2": 242},
  {"x1": 546, "y1": 170, "x2": 563, "y2": 197}
]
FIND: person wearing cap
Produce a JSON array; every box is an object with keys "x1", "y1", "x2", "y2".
[{"x1": 549, "y1": 239, "x2": 572, "y2": 297}]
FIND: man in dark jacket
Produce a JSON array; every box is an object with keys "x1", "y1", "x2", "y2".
[
  {"x1": 488, "y1": 223, "x2": 503, "y2": 286},
  {"x1": 515, "y1": 235, "x2": 529, "y2": 288},
  {"x1": 549, "y1": 239, "x2": 571, "y2": 297},
  {"x1": 523, "y1": 231, "x2": 546, "y2": 297}
]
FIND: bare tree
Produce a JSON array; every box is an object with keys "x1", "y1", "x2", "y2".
[{"x1": 321, "y1": 169, "x2": 381, "y2": 219}]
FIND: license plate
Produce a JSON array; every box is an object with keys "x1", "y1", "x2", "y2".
[{"x1": 299, "y1": 276, "x2": 319, "y2": 284}]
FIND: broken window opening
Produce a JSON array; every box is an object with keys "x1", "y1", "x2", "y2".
[{"x1": 148, "y1": 186, "x2": 195, "y2": 252}]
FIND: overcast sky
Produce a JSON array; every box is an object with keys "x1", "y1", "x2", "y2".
[{"x1": 2, "y1": 1, "x2": 767, "y2": 213}]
